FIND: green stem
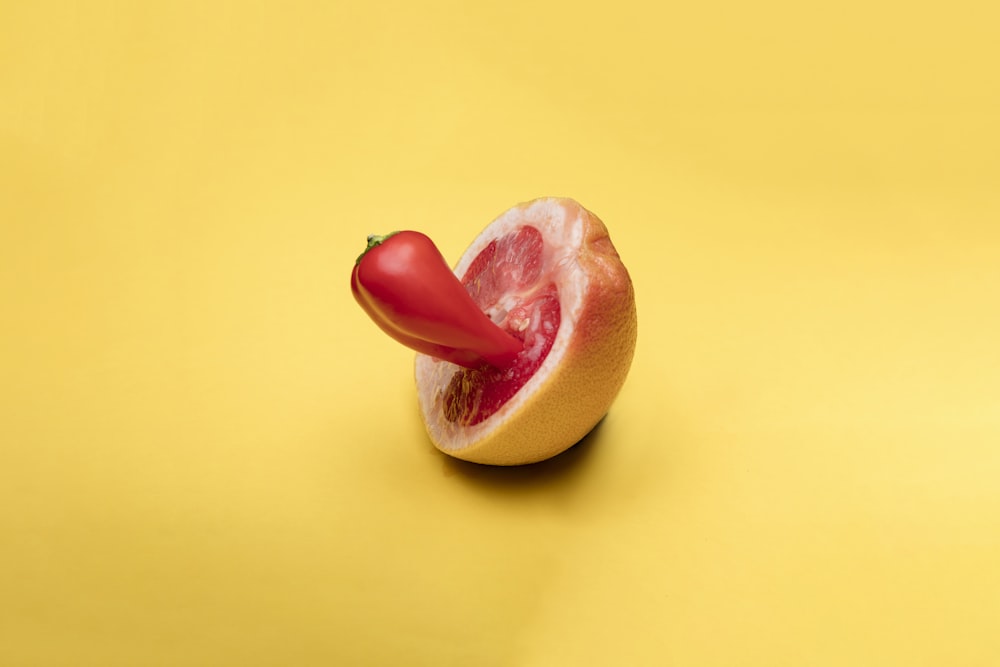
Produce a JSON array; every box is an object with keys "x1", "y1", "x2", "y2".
[{"x1": 356, "y1": 231, "x2": 400, "y2": 264}]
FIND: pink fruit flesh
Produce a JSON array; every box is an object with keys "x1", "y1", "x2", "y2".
[{"x1": 443, "y1": 226, "x2": 561, "y2": 426}]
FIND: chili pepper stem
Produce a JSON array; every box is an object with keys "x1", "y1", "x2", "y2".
[{"x1": 356, "y1": 232, "x2": 400, "y2": 265}]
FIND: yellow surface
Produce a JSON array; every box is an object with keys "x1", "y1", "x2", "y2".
[{"x1": 2, "y1": 1, "x2": 999, "y2": 664}]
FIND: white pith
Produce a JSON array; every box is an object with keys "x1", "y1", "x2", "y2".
[{"x1": 414, "y1": 199, "x2": 588, "y2": 450}]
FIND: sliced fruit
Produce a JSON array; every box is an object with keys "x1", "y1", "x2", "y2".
[{"x1": 415, "y1": 198, "x2": 637, "y2": 465}]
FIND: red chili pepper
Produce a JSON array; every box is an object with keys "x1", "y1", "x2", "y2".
[{"x1": 351, "y1": 231, "x2": 523, "y2": 369}]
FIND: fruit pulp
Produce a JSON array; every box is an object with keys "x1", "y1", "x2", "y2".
[{"x1": 442, "y1": 226, "x2": 561, "y2": 425}]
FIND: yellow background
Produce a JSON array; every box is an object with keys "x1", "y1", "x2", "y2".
[{"x1": 2, "y1": 1, "x2": 999, "y2": 664}]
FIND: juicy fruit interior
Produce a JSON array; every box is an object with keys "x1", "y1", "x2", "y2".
[{"x1": 443, "y1": 226, "x2": 560, "y2": 426}]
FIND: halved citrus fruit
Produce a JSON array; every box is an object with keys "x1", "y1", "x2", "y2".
[{"x1": 415, "y1": 198, "x2": 637, "y2": 465}]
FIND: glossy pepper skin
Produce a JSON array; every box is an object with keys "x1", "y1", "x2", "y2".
[{"x1": 351, "y1": 231, "x2": 523, "y2": 369}]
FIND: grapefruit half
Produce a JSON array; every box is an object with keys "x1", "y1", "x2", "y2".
[{"x1": 415, "y1": 198, "x2": 637, "y2": 465}]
